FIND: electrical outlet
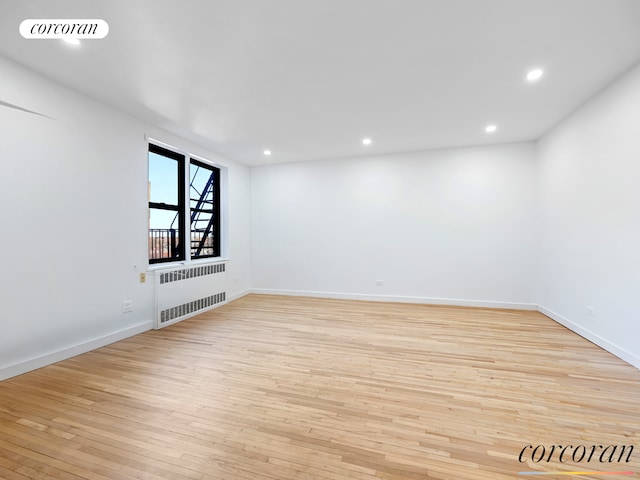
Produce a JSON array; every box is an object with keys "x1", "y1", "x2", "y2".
[
  {"x1": 139, "y1": 273, "x2": 146, "y2": 283},
  {"x1": 586, "y1": 305, "x2": 595, "y2": 316},
  {"x1": 375, "y1": 279, "x2": 384, "y2": 286},
  {"x1": 122, "y1": 300, "x2": 133, "y2": 313}
]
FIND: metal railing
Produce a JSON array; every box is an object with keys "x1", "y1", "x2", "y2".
[
  {"x1": 149, "y1": 229, "x2": 178, "y2": 261},
  {"x1": 191, "y1": 231, "x2": 215, "y2": 257}
]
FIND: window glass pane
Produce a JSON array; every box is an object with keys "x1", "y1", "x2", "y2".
[
  {"x1": 190, "y1": 161, "x2": 219, "y2": 258},
  {"x1": 191, "y1": 211, "x2": 214, "y2": 257},
  {"x1": 149, "y1": 152, "x2": 179, "y2": 205},
  {"x1": 149, "y1": 209, "x2": 181, "y2": 261},
  {"x1": 149, "y1": 208, "x2": 179, "y2": 231},
  {"x1": 148, "y1": 144, "x2": 185, "y2": 263},
  {"x1": 190, "y1": 164, "x2": 214, "y2": 208}
]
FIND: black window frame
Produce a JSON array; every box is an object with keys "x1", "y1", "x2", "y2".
[
  {"x1": 189, "y1": 158, "x2": 221, "y2": 260},
  {"x1": 148, "y1": 143, "x2": 222, "y2": 265},
  {"x1": 148, "y1": 143, "x2": 186, "y2": 264}
]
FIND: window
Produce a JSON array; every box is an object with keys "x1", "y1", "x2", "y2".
[
  {"x1": 189, "y1": 159, "x2": 221, "y2": 259},
  {"x1": 148, "y1": 143, "x2": 221, "y2": 264},
  {"x1": 148, "y1": 144, "x2": 185, "y2": 263}
]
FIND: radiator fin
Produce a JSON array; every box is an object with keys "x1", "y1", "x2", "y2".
[
  {"x1": 160, "y1": 263, "x2": 226, "y2": 285},
  {"x1": 160, "y1": 292, "x2": 226, "y2": 324},
  {"x1": 155, "y1": 261, "x2": 227, "y2": 329}
]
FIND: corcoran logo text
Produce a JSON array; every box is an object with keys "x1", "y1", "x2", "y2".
[
  {"x1": 519, "y1": 444, "x2": 634, "y2": 464},
  {"x1": 518, "y1": 444, "x2": 636, "y2": 476},
  {"x1": 19, "y1": 19, "x2": 109, "y2": 40}
]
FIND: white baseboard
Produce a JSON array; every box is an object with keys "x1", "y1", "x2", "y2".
[
  {"x1": 538, "y1": 306, "x2": 640, "y2": 370},
  {"x1": 227, "y1": 289, "x2": 252, "y2": 302},
  {"x1": 0, "y1": 321, "x2": 153, "y2": 382},
  {"x1": 251, "y1": 288, "x2": 538, "y2": 310}
]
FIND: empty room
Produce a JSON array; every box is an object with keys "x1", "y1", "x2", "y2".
[{"x1": 1, "y1": 0, "x2": 639, "y2": 479}]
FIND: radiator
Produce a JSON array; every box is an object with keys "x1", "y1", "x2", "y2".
[{"x1": 153, "y1": 261, "x2": 228, "y2": 329}]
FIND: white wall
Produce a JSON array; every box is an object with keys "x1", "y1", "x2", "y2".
[
  {"x1": 0, "y1": 56, "x2": 251, "y2": 380},
  {"x1": 537, "y1": 62, "x2": 640, "y2": 368},
  {"x1": 252, "y1": 143, "x2": 538, "y2": 308},
  {"x1": 3, "y1": 48, "x2": 638, "y2": 378}
]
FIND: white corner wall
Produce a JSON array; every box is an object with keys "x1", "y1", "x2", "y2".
[
  {"x1": 251, "y1": 143, "x2": 538, "y2": 308},
  {"x1": 537, "y1": 62, "x2": 640, "y2": 368},
  {"x1": 0, "y1": 56, "x2": 251, "y2": 380}
]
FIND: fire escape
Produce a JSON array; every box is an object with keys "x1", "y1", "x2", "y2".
[
  {"x1": 149, "y1": 161, "x2": 218, "y2": 262},
  {"x1": 189, "y1": 165, "x2": 216, "y2": 257},
  {"x1": 163, "y1": 165, "x2": 216, "y2": 258}
]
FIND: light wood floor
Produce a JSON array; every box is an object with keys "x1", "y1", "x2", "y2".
[{"x1": 1, "y1": 295, "x2": 639, "y2": 479}]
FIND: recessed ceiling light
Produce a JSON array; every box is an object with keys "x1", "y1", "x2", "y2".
[
  {"x1": 526, "y1": 68, "x2": 544, "y2": 82},
  {"x1": 485, "y1": 125, "x2": 497, "y2": 133},
  {"x1": 263, "y1": 150, "x2": 271, "y2": 156},
  {"x1": 362, "y1": 138, "x2": 372, "y2": 145},
  {"x1": 63, "y1": 38, "x2": 81, "y2": 46}
]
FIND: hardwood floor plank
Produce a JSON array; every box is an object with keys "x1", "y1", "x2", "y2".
[{"x1": 1, "y1": 294, "x2": 639, "y2": 479}]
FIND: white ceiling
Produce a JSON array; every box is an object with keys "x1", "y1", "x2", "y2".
[{"x1": 1, "y1": 0, "x2": 640, "y2": 166}]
